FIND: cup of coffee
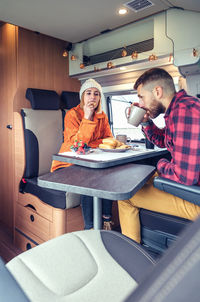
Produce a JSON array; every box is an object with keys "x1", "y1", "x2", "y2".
[
  {"x1": 125, "y1": 105, "x2": 146, "y2": 127},
  {"x1": 116, "y1": 134, "x2": 131, "y2": 144}
]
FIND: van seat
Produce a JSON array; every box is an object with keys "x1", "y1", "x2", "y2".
[
  {"x1": 14, "y1": 88, "x2": 83, "y2": 251},
  {"x1": 20, "y1": 89, "x2": 80, "y2": 209}
]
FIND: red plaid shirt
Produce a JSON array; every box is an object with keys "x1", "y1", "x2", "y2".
[{"x1": 144, "y1": 90, "x2": 200, "y2": 185}]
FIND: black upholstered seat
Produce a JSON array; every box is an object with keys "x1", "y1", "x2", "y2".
[
  {"x1": 154, "y1": 176, "x2": 200, "y2": 206},
  {"x1": 60, "y1": 91, "x2": 80, "y2": 109}
]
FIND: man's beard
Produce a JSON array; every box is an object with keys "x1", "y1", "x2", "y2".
[{"x1": 149, "y1": 101, "x2": 165, "y2": 119}]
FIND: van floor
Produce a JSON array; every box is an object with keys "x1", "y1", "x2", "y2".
[{"x1": 0, "y1": 221, "x2": 22, "y2": 263}]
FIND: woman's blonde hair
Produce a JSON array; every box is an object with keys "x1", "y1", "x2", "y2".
[{"x1": 80, "y1": 91, "x2": 102, "y2": 114}]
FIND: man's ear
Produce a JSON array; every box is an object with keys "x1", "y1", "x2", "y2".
[{"x1": 153, "y1": 86, "x2": 163, "y2": 99}]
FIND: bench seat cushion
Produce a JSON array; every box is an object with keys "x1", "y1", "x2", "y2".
[{"x1": 24, "y1": 177, "x2": 80, "y2": 209}]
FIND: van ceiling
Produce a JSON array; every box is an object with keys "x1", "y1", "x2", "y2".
[{"x1": 0, "y1": 0, "x2": 199, "y2": 43}]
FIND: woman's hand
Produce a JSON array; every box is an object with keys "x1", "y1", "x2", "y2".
[{"x1": 83, "y1": 100, "x2": 96, "y2": 120}]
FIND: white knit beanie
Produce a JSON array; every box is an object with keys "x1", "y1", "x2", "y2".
[{"x1": 79, "y1": 78, "x2": 103, "y2": 100}]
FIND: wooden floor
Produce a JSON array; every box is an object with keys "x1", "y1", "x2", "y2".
[{"x1": 0, "y1": 221, "x2": 22, "y2": 263}]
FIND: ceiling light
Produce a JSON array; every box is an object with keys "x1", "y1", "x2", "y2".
[{"x1": 118, "y1": 8, "x2": 128, "y2": 15}]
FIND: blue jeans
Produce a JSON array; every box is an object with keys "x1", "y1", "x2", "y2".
[{"x1": 81, "y1": 195, "x2": 113, "y2": 229}]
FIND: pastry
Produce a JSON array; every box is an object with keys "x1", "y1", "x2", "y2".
[
  {"x1": 99, "y1": 143, "x2": 115, "y2": 149},
  {"x1": 102, "y1": 137, "x2": 118, "y2": 148}
]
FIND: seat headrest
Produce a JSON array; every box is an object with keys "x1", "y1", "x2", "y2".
[
  {"x1": 26, "y1": 88, "x2": 60, "y2": 110},
  {"x1": 60, "y1": 91, "x2": 80, "y2": 109}
]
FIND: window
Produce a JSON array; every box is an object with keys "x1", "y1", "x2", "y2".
[
  {"x1": 110, "y1": 94, "x2": 165, "y2": 141},
  {"x1": 110, "y1": 94, "x2": 145, "y2": 141}
]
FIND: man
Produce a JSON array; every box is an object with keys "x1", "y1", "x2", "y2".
[{"x1": 118, "y1": 68, "x2": 200, "y2": 243}]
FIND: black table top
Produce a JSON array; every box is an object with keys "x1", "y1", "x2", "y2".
[{"x1": 38, "y1": 163, "x2": 156, "y2": 200}]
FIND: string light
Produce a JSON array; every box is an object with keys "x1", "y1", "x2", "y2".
[
  {"x1": 80, "y1": 63, "x2": 85, "y2": 69},
  {"x1": 78, "y1": 46, "x2": 200, "y2": 70},
  {"x1": 193, "y1": 48, "x2": 198, "y2": 57},
  {"x1": 62, "y1": 49, "x2": 68, "y2": 57},
  {"x1": 107, "y1": 61, "x2": 113, "y2": 69},
  {"x1": 71, "y1": 55, "x2": 76, "y2": 61},
  {"x1": 94, "y1": 66, "x2": 101, "y2": 71},
  {"x1": 148, "y1": 54, "x2": 157, "y2": 61},
  {"x1": 131, "y1": 51, "x2": 138, "y2": 59},
  {"x1": 121, "y1": 48, "x2": 127, "y2": 57}
]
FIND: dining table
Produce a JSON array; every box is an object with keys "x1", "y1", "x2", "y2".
[
  {"x1": 38, "y1": 145, "x2": 159, "y2": 229},
  {"x1": 52, "y1": 145, "x2": 169, "y2": 168}
]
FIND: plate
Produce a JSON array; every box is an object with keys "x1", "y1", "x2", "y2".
[{"x1": 98, "y1": 147, "x2": 131, "y2": 153}]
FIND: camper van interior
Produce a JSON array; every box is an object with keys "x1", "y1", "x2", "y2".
[{"x1": 0, "y1": 0, "x2": 200, "y2": 301}]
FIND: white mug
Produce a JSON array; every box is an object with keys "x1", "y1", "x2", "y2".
[
  {"x1": 116, "y1": 134, "x2": 131, "y2": 144},
  {"x1": 125, "y1": 105, "x2": 146, "y2": 127}
]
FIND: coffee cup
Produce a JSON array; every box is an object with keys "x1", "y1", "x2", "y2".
[
  {"x1": 116, "y1": 134, "x2": 131, "y2": 144},
  {"x1": 125, "y1": 105, "x2": 146, "y2": 127}
]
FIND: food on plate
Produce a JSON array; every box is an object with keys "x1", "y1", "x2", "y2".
[
  {"x1": 102, "y1": 137, "x2": 118, "y2": 148},
  {"x1": 99, "y1": 143, "x2": 115, "y2": 149},
  {"x1": 99, "y1": 137, "x2": 130, "y2": 150},
  {"x1": 116, "y1": 144, "x2": 130, "y2": 149}
]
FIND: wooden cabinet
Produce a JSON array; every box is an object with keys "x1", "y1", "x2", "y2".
[
  {"x1": 0, "y1": 23, "x2": 80, "y2": 240},
  {"x1": 14, "y1": 192, "x2": 84, "y2": 251},
  {"x1": 14, "y1": 192, "x2": 66, "y2": 250}
]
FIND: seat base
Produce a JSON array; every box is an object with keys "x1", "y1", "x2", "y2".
[{"x1": 140, "y1": 209, "x2": 191, "y2": 254}]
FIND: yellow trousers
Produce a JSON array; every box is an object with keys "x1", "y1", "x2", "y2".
[{"x1": 118, "y1": 172, "x2": 200, "y2": 243}]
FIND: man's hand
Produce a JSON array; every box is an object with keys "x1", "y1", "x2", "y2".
[{"x1": 130, "y1": 102, "x2": 150, "y2": 123}]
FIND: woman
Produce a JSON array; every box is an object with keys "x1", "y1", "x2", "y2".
[{"x1": 51, "y1": 78, "x2": 114, "y2": 230}]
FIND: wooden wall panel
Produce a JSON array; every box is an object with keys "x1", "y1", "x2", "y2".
[
  {"x1": 14, "y1": 27, "x2": 80, "y2": 112},
  {"x1": 0, "y1": 24, "x2": 18, "y2": 229}
]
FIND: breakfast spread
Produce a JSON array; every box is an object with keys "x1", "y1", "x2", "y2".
[{"x1": 99, "y1": 137, "x2": 130, "y2": 150}]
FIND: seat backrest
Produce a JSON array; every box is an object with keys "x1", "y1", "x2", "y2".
[
  {"x1": 154, "y1": 176, "x2": 200, "y2": 207},
  {"x1": 22, "y1": 88, "x2": 63, "y2": 178},
  {"x1": 60, "y1": 91, "x2": 80, "y2": 109}
]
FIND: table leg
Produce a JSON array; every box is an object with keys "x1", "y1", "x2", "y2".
[{"x1": 93, "y1": 197, "x2": 102, "y2": 229}]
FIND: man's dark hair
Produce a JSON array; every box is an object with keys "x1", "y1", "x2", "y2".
[{"x1": 134, "y1": 68, "x2": 174, "y2": 90}]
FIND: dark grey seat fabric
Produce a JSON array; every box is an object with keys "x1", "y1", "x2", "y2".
[
  {"x1": 60, "y1": 91, "x2": 80, "y2": 109},
  {"x1": 125, "y1": 215, "x2": 200, "y2": 302},
  {"x1": 26, "y1": 88, "x2": 60, "y2": 110},
  {"x1": 139, "y1": 174, "x2": 195, "y2": 254},
  {"x1": 154, "y1": 176, "x2": 200, "y2": 206}
]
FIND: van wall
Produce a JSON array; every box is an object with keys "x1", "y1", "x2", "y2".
[{"x1": 0, "y1": 23, "x2": 80, "y2": 233}]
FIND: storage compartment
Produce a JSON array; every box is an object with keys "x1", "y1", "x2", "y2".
[
  {"x1": 15, "y1": 203, "x2": 51, "y2": 241},
  {"x1": 14, "y1": 229, "x2": 39, "y2": 251}
]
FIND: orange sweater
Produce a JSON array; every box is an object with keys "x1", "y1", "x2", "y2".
[{"x1": 51, "y1": 104, "x2": 113, "y2": 171}]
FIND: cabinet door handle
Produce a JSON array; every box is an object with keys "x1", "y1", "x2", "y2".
[
  {"x1": 30, "y1": 214, "x2": 35, "y2": 222},
  {"x1": 6, "y1": 125, "x2": 12, "y2": 129},
  {"x1": 25, "y1": 204, "x2": 36, "y2": 212}
]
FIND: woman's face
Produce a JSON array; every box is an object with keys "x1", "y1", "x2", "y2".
[{"x1": 83, "y1": 88, "x2": 100, "y2": 109}]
